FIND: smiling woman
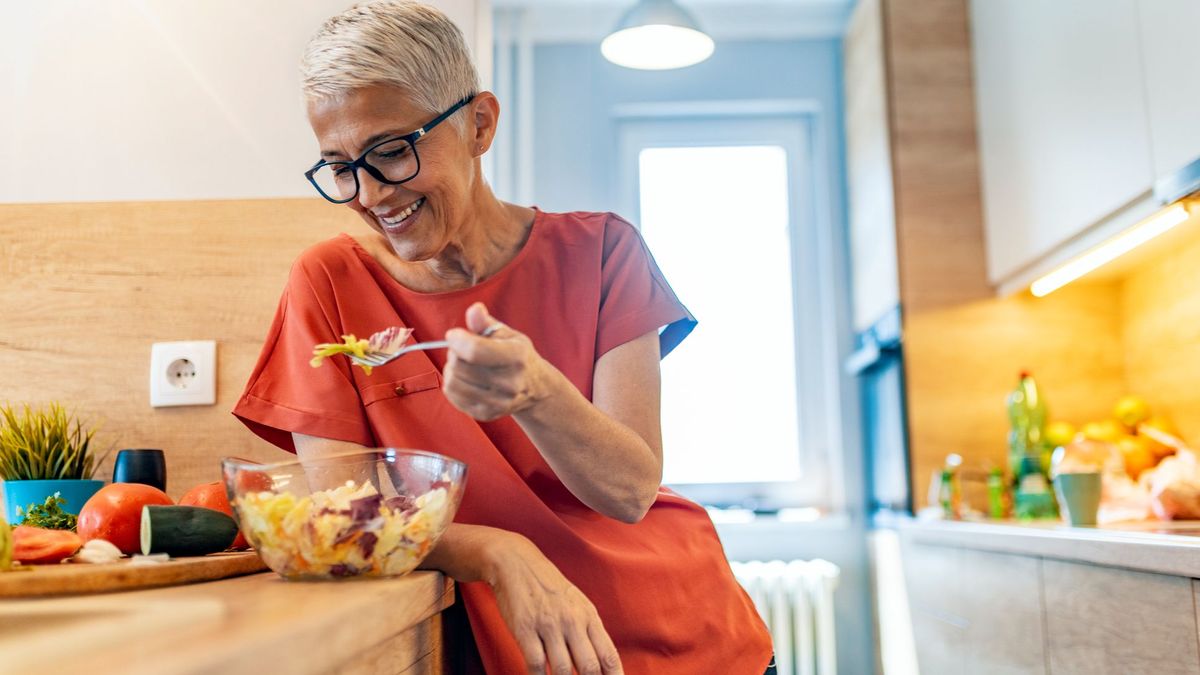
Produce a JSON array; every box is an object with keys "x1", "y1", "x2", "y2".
[{"x1": 231, "y1": 2, "x2": 773, "y2": 674}]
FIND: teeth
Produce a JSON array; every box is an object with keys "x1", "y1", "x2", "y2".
[{"x1": 380, "y1": 198, "x2": 424, "y2": 225}]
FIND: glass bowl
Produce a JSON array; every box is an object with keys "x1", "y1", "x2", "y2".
[{"x1": 221, "y1": 449, "x2": 467, "y2": 580}]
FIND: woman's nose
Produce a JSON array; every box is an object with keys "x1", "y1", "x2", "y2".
[{"x1": 355, "y1": 170, "x2": 395, "y2": 209}]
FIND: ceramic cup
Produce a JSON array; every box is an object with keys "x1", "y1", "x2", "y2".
[
  {"x1": 1053, "y1": 471, "x2": 1102, "y2": 526},
  {"x1": 113, "y1": 448, "x2": 167, "y2": 492}
]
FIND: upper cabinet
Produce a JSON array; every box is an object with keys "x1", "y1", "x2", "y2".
[
  {"x1": 0, "y1": 1, "x2": 490, "y2": 204},
  {"x1": 970, "y1": 0, "x2": 1155, "y2": 288},
  {"x1": 1138, "y1": 0, "x2": 1200, "y2": 180}
]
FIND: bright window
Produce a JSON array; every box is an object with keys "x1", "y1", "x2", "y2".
[{"x1": 638, "y1": 145, "x2": 802, "y2": 485}]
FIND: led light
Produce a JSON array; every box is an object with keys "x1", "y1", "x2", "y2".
[
  {"x1": 1030, "y1": 203, "x2": 1191, "y2": 297},
  {"x1": 601, "y1": 0, "x2": 714, "y2": 71}
]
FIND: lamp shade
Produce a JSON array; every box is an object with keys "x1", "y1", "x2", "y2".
[{"x1": 601, "y1": 0, "x2": 714, "y2": 70}]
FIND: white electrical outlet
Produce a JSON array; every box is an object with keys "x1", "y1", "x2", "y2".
[{"x1": 149, "y1": 340, "x2": 217, "y2": 407}]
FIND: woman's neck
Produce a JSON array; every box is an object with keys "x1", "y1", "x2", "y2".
[{"x1": 424, "y1": 198, "x2": 531, "y2": 288}]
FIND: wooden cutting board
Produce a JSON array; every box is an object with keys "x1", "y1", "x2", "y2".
[{"x1": 0, "y1": 551, "x2": 268, "y2": 598}]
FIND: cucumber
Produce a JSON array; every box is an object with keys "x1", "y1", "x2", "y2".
[{"x1": 141, "y1": 505, "x2": 238, "y2": 557}]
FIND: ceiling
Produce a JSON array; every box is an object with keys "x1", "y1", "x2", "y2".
[{"x1": 490, "y1": 0, "x2": 856, "y2": 44}]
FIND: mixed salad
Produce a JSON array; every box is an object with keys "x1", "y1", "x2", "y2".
[{"x1": 235, "y1": 480, "x2": 450, "y2": 578}]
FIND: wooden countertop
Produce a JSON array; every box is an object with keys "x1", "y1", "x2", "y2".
[
  {"x1": 900, "y1": 517, "x2": 1200, "y2": 577},
  {"x1": 2, "y1": 570, "x2": 455, "y2": 675}
]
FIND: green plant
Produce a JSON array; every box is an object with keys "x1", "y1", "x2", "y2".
[
  {"x1": 0, "y1": 403, "x2": 105, "y2": 481},
  {"x1": 16, "y1": 492, "x2": 77, "y2": 530}
]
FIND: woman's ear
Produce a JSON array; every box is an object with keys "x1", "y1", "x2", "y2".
[{"x1": 469, "y1": 91, "x2": 500, "y2": 156}]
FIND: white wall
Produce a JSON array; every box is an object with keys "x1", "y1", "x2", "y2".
[{"x1": 0, "y1": 1, "x2": 489, "y2": 203}]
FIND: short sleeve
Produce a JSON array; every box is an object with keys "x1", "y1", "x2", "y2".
[
  {"x1": 596, "y1": 214, "x2": 696, "y2": 359},
  {"x1": 232, "y1": 259, "x2": 375, "y2": 453}
]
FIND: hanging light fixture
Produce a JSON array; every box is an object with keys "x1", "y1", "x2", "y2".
[{"x1": 601, "y1": 0, "x2": 714, "y2": 71}]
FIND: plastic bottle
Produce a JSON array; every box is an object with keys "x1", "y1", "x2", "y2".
[
  {"x1": 1007, "y1": 372, "x2": 1058, "y2": 518},
  {"x1": 986, "y1": 467, "x2": 1009, "y2": 519}
]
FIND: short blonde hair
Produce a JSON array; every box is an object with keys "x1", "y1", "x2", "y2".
[{"x1": 301, "y1": 1, "x2": 479, "y2": 132}]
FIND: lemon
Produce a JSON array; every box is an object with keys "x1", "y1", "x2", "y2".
[
  {"x1": 0, "y1": 517, "x2": 10, "y2": 572},
  {"x1": 1082, "y1": 420, "x2": 1124, "y2": 444},
  {"x1": 1045, "y1": 421, "x2": 1077, "y2": 448},
  {"x1": 1114, "y1": 395, "x2": 1151, "y2": 429}
]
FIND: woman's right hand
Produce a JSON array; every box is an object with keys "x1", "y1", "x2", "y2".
[{"x1": 486, "y1": 534, "x2": 623, "y2": 675}]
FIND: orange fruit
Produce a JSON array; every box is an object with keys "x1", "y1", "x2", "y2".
[{"x1": 1117, "y1": 435, "x2": 1157, "y2": 479}]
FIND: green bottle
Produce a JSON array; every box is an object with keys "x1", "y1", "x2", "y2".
[{"x1": 1007, "y1": 372, "x2": 1058, "y2": 519}]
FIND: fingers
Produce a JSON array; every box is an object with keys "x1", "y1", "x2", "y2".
[
  {"x1": 563, "y1": 620, "x2": 604, "y2": 675},
  {"x1": 465, "y1": 301, "x2": 494, "y2": 334},
  {"x1": 588, "y1": 619, "x2": 624, "y2": 674},
  {"x1": 541, "y1": 632, "x2": 576, "y2": 675},
  {"x1": 516, "y1": 634, "x2": 547, "y2": 675},
  {"x1": 445, "y1": 327, "x2": 525, "y2": 367}
]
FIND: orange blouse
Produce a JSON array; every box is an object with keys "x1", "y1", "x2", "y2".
[{"x1": 233, "y1": 210, "x2": 773, "y2": 674}]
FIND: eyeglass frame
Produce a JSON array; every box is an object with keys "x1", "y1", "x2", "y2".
[{"x1": 304, "y1": 94, "x2": 476, "y2": 204}]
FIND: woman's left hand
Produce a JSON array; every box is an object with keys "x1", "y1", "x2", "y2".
[{"x1": 443, "y1": 302, "x2": 554, "y2": 421}]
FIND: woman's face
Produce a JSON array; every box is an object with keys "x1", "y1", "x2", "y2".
[{"x1": 307, "y1": 84, "x2": 479, "y2": 261}]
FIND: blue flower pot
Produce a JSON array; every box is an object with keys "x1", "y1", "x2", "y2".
[{"x1": 1, "y1": 479, "x2": 105, "y2": 525}]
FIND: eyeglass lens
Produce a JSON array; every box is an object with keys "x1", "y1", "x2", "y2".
[{"x1": 310, "y1": 137, "x2": 418, "y2": 202}]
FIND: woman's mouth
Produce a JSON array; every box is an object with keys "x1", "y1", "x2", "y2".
[{"x1": 377, "y1": 197, "x2": 426, "y2": 234}]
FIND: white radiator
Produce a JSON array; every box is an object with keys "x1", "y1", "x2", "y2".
[{"x1": 731, "y1": 559, "x2": 840, "y2": 675}]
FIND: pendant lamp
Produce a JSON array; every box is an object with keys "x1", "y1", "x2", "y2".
[{"x1": 601, "y1": 0, "x2": 715, "y2": 70}]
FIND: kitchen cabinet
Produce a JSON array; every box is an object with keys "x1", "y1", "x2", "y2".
[
  {"x1": 902, "y1": 539, "x2": 1047, "y2": 674},
  {"x1": 899, "y1": 520, "x2": 1200, "y2": 675},
  {"x1": 0, "y1": 1, "x2": 490, "y2": 204},
  {"x1": 902, "y1": 541, "x2": 966, "y2": 672},
  {"x1": 1137, "y1": 0, "x2": 1200, "y2": 180},
  {"x1": 969, "y1": 0, "x2": 1156, "y2": 288},
  {"x1": 958, "y1": 549, "x2": 1047, "y2": 674},
  {"x1": 1043, "y1": 559, "x2": 1200, "y2": 675}
]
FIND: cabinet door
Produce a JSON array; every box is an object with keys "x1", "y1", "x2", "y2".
[
  {"x1": 1043, "y1": 559, "x2": 1200, "y2": 675},
  {"x1": 969, "y1": 0, "x2": 1154, "y2": 285},
  {"x1": 958, "y1": 549, "x2": 1047, "y2": 674},
  {"x1": 901, "y1": 540, "x2": 966, "y2": 673},
  {"x1": 1138, "y1": 0, "x2": 1200, "y2": 179}
]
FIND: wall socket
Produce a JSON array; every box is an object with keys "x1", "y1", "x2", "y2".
[{"x1": 149, "y1": 340, "x2": 217, "y2": 407}]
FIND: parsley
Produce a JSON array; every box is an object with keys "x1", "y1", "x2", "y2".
[{"x1": 16, "y1": 491, "x2": 77, "y2": 531}]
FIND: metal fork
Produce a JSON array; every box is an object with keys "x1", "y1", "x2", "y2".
[{"x1": 349, "y1": 323, "x2": 501, "y2": 368}]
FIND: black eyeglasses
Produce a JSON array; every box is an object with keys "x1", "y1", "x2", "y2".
[{"x1": 305, "y1": 94, "x2": 475, "y2": 204}]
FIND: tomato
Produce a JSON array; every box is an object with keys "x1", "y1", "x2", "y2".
[
  {"x1": 12, "y1": 526, "x2": 82, "y2": 564},
  {"x1": 77, "y1": 483, "x2": 173, "y2": 554},
  {"x1": 179, "y1": 481, "x2": 248, "y2": 550}
]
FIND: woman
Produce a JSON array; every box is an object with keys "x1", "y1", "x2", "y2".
[{"x1": 233, "y1": 2, "x2": 773, "y2": 673}]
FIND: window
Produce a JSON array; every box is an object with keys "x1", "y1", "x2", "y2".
[
  {"x1": 638, "y1": 145, "x2": 802, "y2": 485},
  {"x1": 618, "y1": 109, "x2": 844, "y2": 510}
]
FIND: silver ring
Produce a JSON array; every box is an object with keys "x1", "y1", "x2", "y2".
[{"x1": 482, "y1": 322, "x2": 504, "y2": 337}]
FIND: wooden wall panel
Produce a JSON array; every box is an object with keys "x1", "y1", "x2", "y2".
[
  {"x1": 1121, "y1": 219, "x2": 1200, "y2": 444},
  {"x1": 877, "y1": 0, "x2": 1128, "y2": 506},
  {"x1": 904, "y1": 284, "x2": 1126, "y2": 506},
  {"x1": 0, "y1": 199, "x2": 366, "y2": 497}
]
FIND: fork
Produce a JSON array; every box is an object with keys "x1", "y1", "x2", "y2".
[{"x1": 349, "y1": 323, "x2": 501, "y2": 368}]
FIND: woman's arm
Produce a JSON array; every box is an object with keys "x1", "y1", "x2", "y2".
[
  {"x1": 442, "y1": 303, "x2": 664, "y2": 523},
  {"x1": 293, "y1": 432, "x2": 623, "y2": 675}
]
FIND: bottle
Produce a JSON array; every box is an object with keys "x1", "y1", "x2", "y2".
[
  {"x1": 986, "y1": 467, "x2": 1009, "y2": 519},
  {"x1": 1007, "y1": 372, "x2": 1058, "y2": 519}
]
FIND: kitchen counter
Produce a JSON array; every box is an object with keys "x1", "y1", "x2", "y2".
[
  {"x1": 2, "y1": 570, "x2": 455, "y2": 675},
  {"x1": 894, "y1": 517, "x2": 1200, "y2": 673},
  {"x1": 899, "y1": 517, "x2": 1200, "y2": 577}
]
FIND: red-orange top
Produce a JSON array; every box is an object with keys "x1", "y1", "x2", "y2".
[{"x1": 233, "y1": 210, "x2": 773, "y2": 674}]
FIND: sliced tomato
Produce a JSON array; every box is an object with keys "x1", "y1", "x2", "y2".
[
  {"x1": 12, "y1": 526, "x2": 82, "y2": 564},
  {"x1": 179, "y1": 481, "x2": 248, "y2": 550}
]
